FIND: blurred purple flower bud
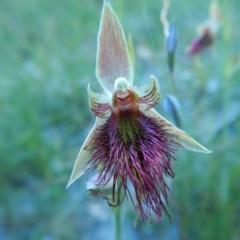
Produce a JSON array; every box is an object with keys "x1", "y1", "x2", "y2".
[{"x1": 187, "y1": 1, "x2": 221, "y2": 56}]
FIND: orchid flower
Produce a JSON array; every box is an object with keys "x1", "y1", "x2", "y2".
[
  {"x1": 188, "y1": 0, "x2": 221, "y2": 56},
  {"x1": 67, "y1": 1, "x2": 211, "y2": 222}
]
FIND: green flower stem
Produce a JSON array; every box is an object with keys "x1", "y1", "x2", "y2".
[
  {"x1": 222, "y1": 1, "x2": 231, "y2": 139},
  {"x1": 114, "y1": 206, "x2": 121, "y2": 240},
  {"x1": 113, "y1": 177, "x2": 122, "y2": 240}
]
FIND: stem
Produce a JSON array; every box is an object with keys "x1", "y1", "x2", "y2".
[
  {"x1": 222, "y1": 1, "x2": 231, "y2": 139},
  {"x1": 114, "y1": 206, "x2": 121, "y2": 240}
]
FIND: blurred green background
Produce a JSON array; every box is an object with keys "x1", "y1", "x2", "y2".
[{"x1": 0, "y1": 0, "x2": 240, "y2": 239}]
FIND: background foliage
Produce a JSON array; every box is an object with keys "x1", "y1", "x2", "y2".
[{"x1": 0, "y1": 0, "x2": 239, "y2": 239}]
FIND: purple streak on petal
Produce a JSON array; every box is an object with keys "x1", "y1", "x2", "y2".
[
  {"x1": 90, "y1": 101, "x2": 111, "y2": 118},
  {"x1": 85, "y1": 106, "x2": 180, "y2": 222},
  {"x1": 138, "y1": 77, "x2": 160, "y2": 110}
]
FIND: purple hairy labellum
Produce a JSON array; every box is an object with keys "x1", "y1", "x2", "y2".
[
  {"x1": 67, "y1": 1, "x2": 212, "y2": 222},
  {"x1": 85, "y1": 103, "x2": 179, "y2": 221}
]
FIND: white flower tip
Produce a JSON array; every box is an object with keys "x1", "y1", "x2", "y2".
[
  {"x1": 204, "y1": 148, "x2": 213, "y2": 154},
  {"x1": 114, "y1": 77, "x2": 131, "y2": 92},
  {"x1": 66, "y1": 179, "x2": 73, "y2": 189},
  {"x1": 150, "y1": 75, "x2": 157, "y2": 80},
  {"x1": 150, "y1": 75, "x2": 161, "y2": 93},
  {"x1": 87, "y1": 83, "x2": 91, "y2": 92}
]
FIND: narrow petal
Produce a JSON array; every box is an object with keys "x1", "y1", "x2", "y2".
[
  {"x1": 88, "y1": 84, "x2": 111, "y2": 118},
  {"x1": 127, "y1": 33, "x2": 135, "y2": 67},
  {"x1": 133, "y1": 75, "x2": 161, "y2": 110},
  {"x1": 96, "y1": 1, "x2": 133, "y2": 93},
  {"x1": 145, "y1": 108, "x2": 212, "y2": 153},
  {"x1": 66, "y1": 118, "x2": 106, "y2": 188}
]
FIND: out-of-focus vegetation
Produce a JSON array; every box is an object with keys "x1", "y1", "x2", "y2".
[{"x1": 0, "y1": 0, "x2": 240, "y2": 239}]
